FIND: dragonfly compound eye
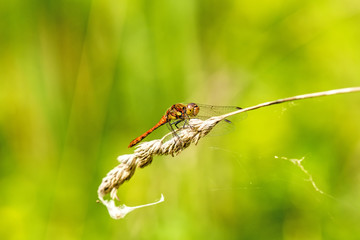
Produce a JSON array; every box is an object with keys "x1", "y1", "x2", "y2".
[{"x1": 187, "y1": 103, "x2": 199, "y2": 117}]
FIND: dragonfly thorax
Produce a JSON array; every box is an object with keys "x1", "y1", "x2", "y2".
[{"x1": 164, "y1": 103, "x2": 199, "y2": 121}]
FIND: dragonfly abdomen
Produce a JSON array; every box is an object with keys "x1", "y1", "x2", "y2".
[{"x1": 128, "y1": 115, "x2": 168, "y2": 148}]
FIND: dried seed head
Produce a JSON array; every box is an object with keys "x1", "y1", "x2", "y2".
[{"x1": 98, "y1": 87, "x2": 360, "y2": 219}]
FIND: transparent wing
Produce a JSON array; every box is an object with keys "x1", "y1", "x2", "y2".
[
  {"x1": 164, "y1": 103, "x2": 246, "y2": 141},
  {"x1": 194, "y1": 104, "x2": 247, "y2": 122}
]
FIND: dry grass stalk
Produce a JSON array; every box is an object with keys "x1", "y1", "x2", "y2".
[{"x1": 98, "y1": 87, "x2": 360, "y2": 219}]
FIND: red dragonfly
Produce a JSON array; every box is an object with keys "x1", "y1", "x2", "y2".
[{"x1": 128, "y1": 103, "x2": 241, "y2": 148}]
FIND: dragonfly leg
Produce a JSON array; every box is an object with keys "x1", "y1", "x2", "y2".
[
  {"x1": 170, "y1": 120, "x2": 183, "y2": 129},
  {"x1": 167, "y1": 122, "x2": 185, "y2": 147},
  {"x1": 168, "y1": 121, "x2": 176, "y2": 132},
  {"x1": 170, "y1": 118, "x2": 193, "y2": 130},
  {"x1": 182, "y1": 115, "x2": 195, "y2": 130}
]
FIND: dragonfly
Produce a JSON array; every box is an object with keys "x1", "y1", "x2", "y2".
[{"x1": 128, "y1": 103, "x2": 242, "y2": 148}]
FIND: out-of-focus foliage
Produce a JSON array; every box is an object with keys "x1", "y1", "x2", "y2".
[{"x1": 1, "y1": 0, "x2": 360, "y2": 239}]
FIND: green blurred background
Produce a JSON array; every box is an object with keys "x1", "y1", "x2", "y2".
[{"x1": 1, "y1": 0, "x2": 360, "y2": 239}]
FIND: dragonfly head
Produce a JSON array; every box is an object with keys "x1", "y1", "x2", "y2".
[{"x1": 186, "y1": 103, "x2": 199, "y2": 117}]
